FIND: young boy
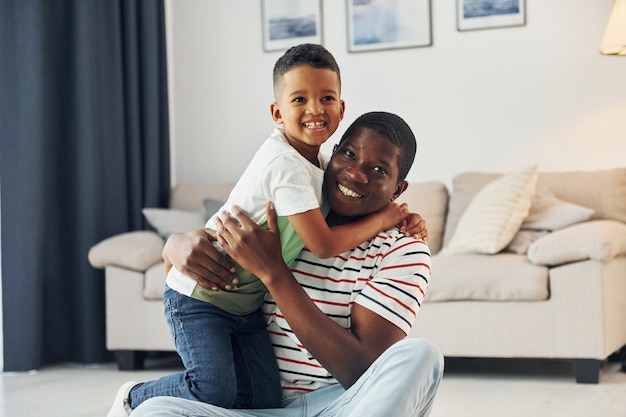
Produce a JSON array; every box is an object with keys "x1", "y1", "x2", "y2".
[{"x1": 108, "y1": 44, "x2": 420, "y2": 416}]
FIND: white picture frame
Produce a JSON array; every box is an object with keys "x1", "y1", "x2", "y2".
[
  {"x1": 457, "y1": 0, "x2": 526, "y2": 31},
  {"x1": 347, "y1": 0, "x2": 432, "y2": 53},
  {"x1": 261, "y1": 0, "x2": 323, "y2": 52}
]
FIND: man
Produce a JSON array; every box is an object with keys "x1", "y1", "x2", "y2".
[{"x1": 132, "y1": 112, "x2": 443, "y2": 417}]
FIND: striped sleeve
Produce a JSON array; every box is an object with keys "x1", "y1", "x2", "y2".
[{"x1": 354, "y1": 234, "x2": 431, "y2": 335}]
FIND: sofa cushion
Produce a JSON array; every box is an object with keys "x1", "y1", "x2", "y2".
[
  {"x1": 203, "y1": 197, "x2": 224, "y2": 220},
  {"x1": 506, "y1": 186, "x2": 594, "y2": 254},
  {"x1": 536, "y1": 168, "x2": 626, "y2": 224},
  {"x1": 527, "y1": 220, "x2": 626, "y2": 266},
  {"x1": 143, "y1": 196, "x2": 225, "y2": 239},
  {"x1": 441, "y1": 166, "x2": 538, "y2": 255},
  {"x1": 143, "y1": 208, "x2": 207, "y2": 239},
  {"x1": 88, "y1": 231, "x2": 164, "y2": 271},
  {"x1": 428, "y1": 253, "x2": 549, "y2": 301},
  {"x1": 397, "y1": 181, "x2": 448, "y2": 254},
  {"x1": 144, "y1": 262, "x2": 168, "y2": 300}
]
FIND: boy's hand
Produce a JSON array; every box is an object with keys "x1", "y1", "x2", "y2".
[
  {"x1": 377, "y1": 201, "x2": 410, "y2": 231},
  {"x1": 398, "y1": 212, "x2": 429, "y2": 242}
]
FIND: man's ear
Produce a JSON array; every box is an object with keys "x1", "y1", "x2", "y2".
[
  {"x1": 391, "y1": 180, "x2": 409, "y2": 201},
  {"x1": 270, "y1": 102, "x2": 282, "y2": 123}
]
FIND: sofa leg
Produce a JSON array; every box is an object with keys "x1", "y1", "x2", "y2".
[
  {"x1": 115, "y1": 350, "x2": 145, "y2": 371},
  {"x1": 609, "y1": 346, "x2": 626, "y2": 372},
  {"x1": 572, "y1": 359, "x2": 601, "y2": 384}
]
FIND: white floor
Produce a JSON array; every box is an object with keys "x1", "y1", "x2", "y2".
[{"x1": 2, "y1": 355, "x2": 626, "y2": 417}]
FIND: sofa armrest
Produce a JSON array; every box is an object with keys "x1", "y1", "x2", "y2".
[
  {"x1": 527, "y1": 220, "x2": 626, "y2": 266},
  {"x1": 88, "y1": 231, "x2": 165, "y2": 272}
]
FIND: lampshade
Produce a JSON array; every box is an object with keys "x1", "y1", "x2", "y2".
[{"x1": 601, "y1": 0, "x2": 626, "y2": 55}]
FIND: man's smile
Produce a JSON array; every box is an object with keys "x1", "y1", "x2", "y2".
[{"x1": 337, "y1": 183, "x2": 363, "y2": 199}]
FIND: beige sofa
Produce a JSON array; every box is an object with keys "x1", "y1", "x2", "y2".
[{"x1": 88, "y1": 168, "x2": 626, "y2": 383}]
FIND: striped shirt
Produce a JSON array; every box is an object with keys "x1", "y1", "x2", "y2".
[{"x1": 262, "y1": 228, "x2": 431, "y2": 400}]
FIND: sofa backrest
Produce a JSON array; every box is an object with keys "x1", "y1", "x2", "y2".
[
  {"x1": 397, "y1": 181, "x2": 449, "y2": 254},
  {"x1": 170, "y1": 183, "x2": 235, "y2": 211},
  {"x1": 442, "y1": 167, "x2": 626, "y2": 247},
  {"x1": 169, "y1": 181, "x2": 451, "y2": 255}
]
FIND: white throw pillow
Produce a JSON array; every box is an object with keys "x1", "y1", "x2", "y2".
[
  {"x1": 441, "y1": 165, "x2": 538, "y2": 255},
  {"x1": 143, "y1": 198, "x2": 224, "y2": 239},
  {"x1": 142, "y1": 208, "x2": 206, "y2": 238},
  {"x1": 527, "y1": 220, "x2": 626, "y2": 266},
  {"x1": 506, "y1": 186, "x2": 594, "y2": 254}
]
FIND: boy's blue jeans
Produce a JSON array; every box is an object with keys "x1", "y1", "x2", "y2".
[
  {"x1": 131, "y1": 338, "x2": 444, "y2": 417},
  {"x1": 128, "y1": 286, "x2": 282, "y2": 410}
]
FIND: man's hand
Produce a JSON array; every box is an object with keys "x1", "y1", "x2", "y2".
[
  {"x1": 214, "y1": 203, "x2": 287, "y2": 284},
  {"x1": 162, "y1": 228, "x2": 237, "y2": 291}
]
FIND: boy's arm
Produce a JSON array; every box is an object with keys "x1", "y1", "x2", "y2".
[{"x1": 288, "y1": 202, "x2": 409, "y2": 258}]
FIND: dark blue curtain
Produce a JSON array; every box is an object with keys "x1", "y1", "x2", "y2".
[{"x1": 0, "y1": 0, "x2": 170, "y2": 371}]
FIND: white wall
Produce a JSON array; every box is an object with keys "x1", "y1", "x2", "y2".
[{"x1": 166, "y1": 0, "x2": 626, "y2": 189}]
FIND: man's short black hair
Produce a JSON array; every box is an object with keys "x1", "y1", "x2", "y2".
[
  {"x1": 273, "y1": 43, "x2": 341, "y2": 96},
  {"x1": 338, "y1": 112, "x2": 417, "y2": 182}
]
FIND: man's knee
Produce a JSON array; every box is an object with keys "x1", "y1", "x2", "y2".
[
  {"x1": 131, "y1": 397, "x2": 177, "y2": 416},
  {"x1": 133, "y1": 396, "x2": 228, "y2": 416},
  {"x1": 390, "y1": 338, "x2": 444, "y2": 379}
]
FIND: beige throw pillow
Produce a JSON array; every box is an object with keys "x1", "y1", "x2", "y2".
[
  {"x1": 506, "y1": 186, "x2": 594, "y2": 254},
  {"x1": 441, "y1": 165, "x2": 538, "y2": 255}
]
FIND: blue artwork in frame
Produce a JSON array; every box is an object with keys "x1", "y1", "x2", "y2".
[
  {"x1": 261, "y1": 0, "x2": 323, "y2": 52},
  {"x1": 347, "y1": 0, "x2": 432, "y2": 53},
  {"x1": 457, "y1": 0, "x2": 526, "y2": 31}
]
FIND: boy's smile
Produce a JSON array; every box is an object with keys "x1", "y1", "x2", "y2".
[
  {"x1": 271, "y1": 65, "x2": 345, "y2": 165},
  {"x1": 325, "y1": 126, "x2": 407, "y2": 221}
]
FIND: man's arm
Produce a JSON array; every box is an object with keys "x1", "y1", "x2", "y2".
[
  {"x1": 215, "y1": 203, "x2": 407, "y2": 387},
  {"x1": 162, "y1": 228, "x2": 238, "y2": 290}
]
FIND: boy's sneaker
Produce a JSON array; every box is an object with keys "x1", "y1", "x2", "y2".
[{"x1": 107, "y1": 381, "x2": 138, "y2": 417}]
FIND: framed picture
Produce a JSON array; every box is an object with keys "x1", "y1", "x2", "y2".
[
  {"x1": 347, "y1": 0, "x2": 432, "y2": 53},
  {"x1": 457, "y1": 0, "x2": 526, "y2": 31},
  {"x1": 261, "y1": 0, "x2": 323, "y2": 52}
]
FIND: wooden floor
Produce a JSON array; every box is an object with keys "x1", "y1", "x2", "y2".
[{"x1": 3, "y1": 355, "x2": 626, "y2": 417}]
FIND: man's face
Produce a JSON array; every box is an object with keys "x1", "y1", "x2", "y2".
[
  {"x1": 271, "y1": 65, "x2": 345, "y2": 162},
  {"x1": 324, "y1": 126, "x2": 407, "y2": 218}
]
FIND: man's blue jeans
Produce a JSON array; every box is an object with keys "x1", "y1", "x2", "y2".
[
  {"x1": 131, "y1": 338, "x2": 444, "y2": 417},
  {"x1": 127, "y1": 286, "x2": 282, "y2": 410}
]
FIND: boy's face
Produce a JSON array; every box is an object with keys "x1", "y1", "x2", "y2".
[
  {"x1": 271, "y1": 65, "x2": 344, "y2": 159},
  {"x1": 324, "y1": 126, "x2": 408, "y2": 219}
]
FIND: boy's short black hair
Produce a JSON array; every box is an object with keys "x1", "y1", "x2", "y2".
[
  {"x1": 338, "y1": 112, "x2": 417, "y2": 182},
  {"x1": 273, "y1": 43, "x2": 341, "y2": 96}
]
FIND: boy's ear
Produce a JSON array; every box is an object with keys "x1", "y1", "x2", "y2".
[
  {"x1": 391, "y1": 180, "x2": 409, "y2": 201},
  {"x1": 270, "y1": 102, "x2": 283, "y2": 123}
]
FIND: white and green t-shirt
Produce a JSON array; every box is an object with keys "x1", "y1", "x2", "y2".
[{"x1": 166, "y1": 127, "x2": 328, "y2": 315}]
